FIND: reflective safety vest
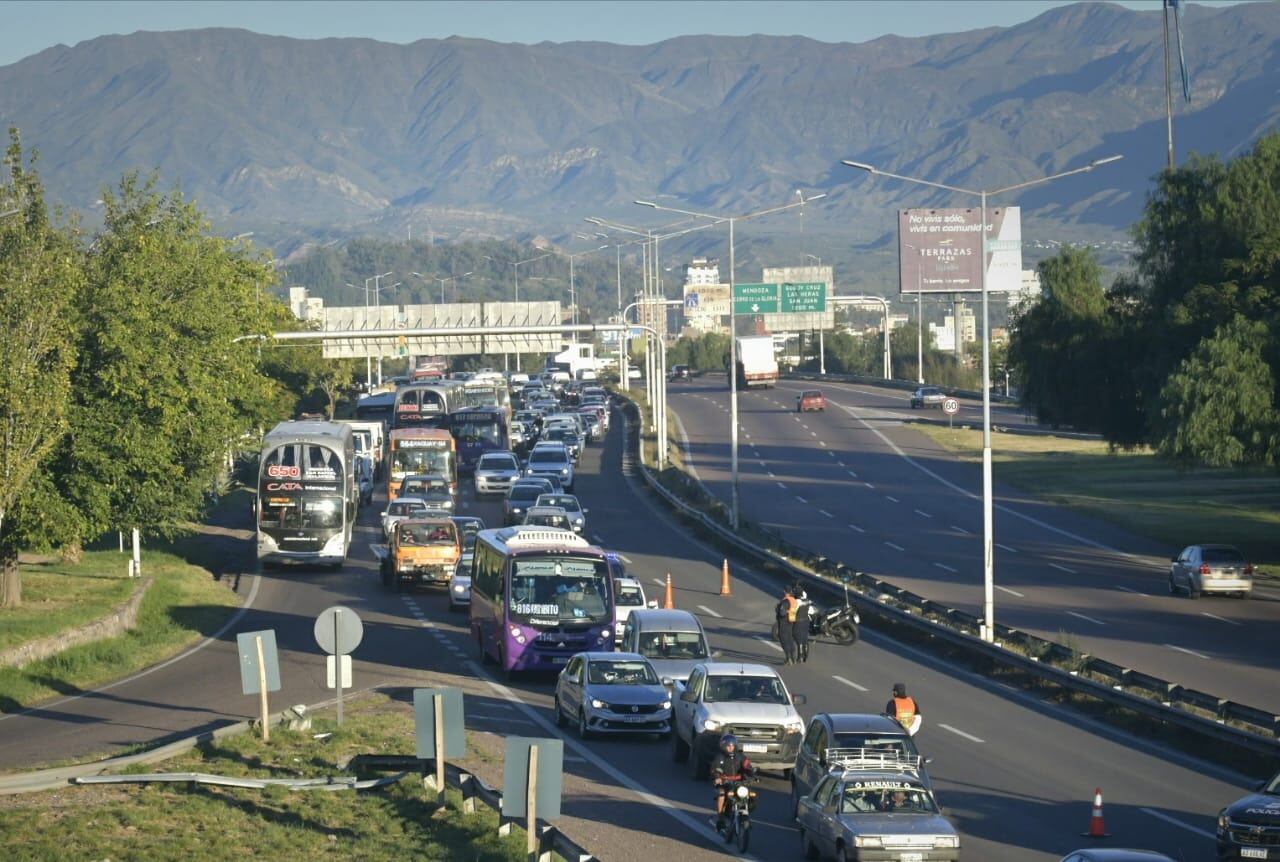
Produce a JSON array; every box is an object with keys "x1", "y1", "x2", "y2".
[
  {"x1": 893, "y1": 696, "x2": 917, "y2": 728},
  {"x1": 785, "y1": 595, "x2": 800, "y2": 623}
]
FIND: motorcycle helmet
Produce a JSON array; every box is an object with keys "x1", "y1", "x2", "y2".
[{"x1": 719, "y1": 733, "x2": 738, "y2": 752}]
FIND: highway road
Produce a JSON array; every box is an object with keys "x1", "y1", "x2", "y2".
[
  {"x1": 668, "y1": 375, "x2": 1280, "y2": 715},
  {"x1": 0, "y1": 408, "x2": 1248, "y2": 860}
]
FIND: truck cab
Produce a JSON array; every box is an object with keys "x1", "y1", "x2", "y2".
[{"x1": 380, "y1": 517, "x2": 461, "y2": 592}]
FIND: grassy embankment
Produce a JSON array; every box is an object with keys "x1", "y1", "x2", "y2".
[
  {"x1": 0, "y1": 490, "x2": 250, "y2": 713},
  {"x1": 0, "y1": 692, "x2": 530, "y2": 862},
  {"x1": 915, "y1": 425, "x2": 1280, "y2": 573}
]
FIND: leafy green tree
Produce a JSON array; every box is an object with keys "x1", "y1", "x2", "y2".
[
  {"x1": 1156, "y1": 317, "x2": 1280, "y2": 467},
  {"x1": 0, "y1": 129, "x2": 83, "y2": 607}
]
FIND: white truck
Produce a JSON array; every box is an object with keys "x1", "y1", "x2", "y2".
[{"x1": 735, "y1": 336, "x2": 778, "y2": 389}]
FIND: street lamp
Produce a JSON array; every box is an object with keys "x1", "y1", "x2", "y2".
[
  {"x1": 636, "y1": 192, "x2": 828, "y2": 531},
  {"x1": 842, "y1": 153, "x2": 1123, "y2": 642},
  {"x1": 537, "y1": 244, "x2": 609, "y2": 327}
]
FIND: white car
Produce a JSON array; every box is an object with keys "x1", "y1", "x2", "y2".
[
  {"x1": 381, "y1": 496, "x2": 429, "y2": 539},
  {"x1": 535, "y1": 493, "x2": 587, "y2": 533},
  {"x1": 525, "y1": 443, "x2": 574, "y2": 492},
  {"x1": 613, "y1": 576, "x2": 656, "y2": 642},
  {"x1": 449, "y1": 553, "x2": 473, "y2": 612},
  {"x1": 474, "y1": 451, "x2": 522, "y2": 495}
]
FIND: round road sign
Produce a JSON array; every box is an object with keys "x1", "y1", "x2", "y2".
[
  {"x1": 314, "y1": 605, "x2": 364, "y2": 655},
  {"x1": 942, "y1": 398, "x2": 960, "y2": 416}
]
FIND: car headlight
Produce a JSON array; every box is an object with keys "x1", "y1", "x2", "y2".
[
  {"x1": 703, "y1": 718, "x2": 721, "y2": 732},
  {"x1": 784, "y1": 718, "x2": 805, "y2": 732},
  {"x1": 1217, "y1": 813, "x2": 1228, "y2": 831},
  {"x1": 736, "y1": 786, "x2": 750, "y2": 799},
  {"x1": 591, "y1": 698, "x2": 607, "y2": 710},
  {"x1": 561, "y1": 468, "x2": 569, "y2": 476},
  {"x1": 933, "y1": 837, "x2": 959, "y2": 849},
  {"x1": 660, "y1": 700, "x2": 671, "y2": 710},
  {"x1": 453, "y1": 584, "x2": 466, "y2": 593},
  {"x1": 853, "y1": 836, "x2": 883, "y2": 848}
]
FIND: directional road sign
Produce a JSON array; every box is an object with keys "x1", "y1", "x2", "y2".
[
  {"x1": 733, "y1": 282, "x2": 827, "y2": 315},
  {"x1": 732, "y1": 283, "x2": 779, "y2": 315},
  {"x1": 780, "y1": 282, "x2": 827, "y2": 313}
]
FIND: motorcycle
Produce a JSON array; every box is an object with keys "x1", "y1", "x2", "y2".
[
  {"x1": 771, "y1": 581, "x2": 861, "y2": 646},
  {"x1": 719, "y1": 777, "x2": 759, "y2": 853}
]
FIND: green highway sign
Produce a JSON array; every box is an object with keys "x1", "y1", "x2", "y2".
[
  {"x1": 732, "y1": 282, "x2": 827, "y2": 314},
  {"x1": 733, "y1": 283, "x2": 779, "y2": 315},
  {"x1": 780, "y1": 282, "x2": 826, "y2": 313}
]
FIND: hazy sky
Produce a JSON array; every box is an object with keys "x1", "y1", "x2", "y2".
[{"x1": 0, "y1": 0, "x2": 1197, "y2": 67}]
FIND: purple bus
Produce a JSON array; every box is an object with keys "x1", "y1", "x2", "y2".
[{"x1": 469, "y1": 526, "x2": 616, "y2": 675}]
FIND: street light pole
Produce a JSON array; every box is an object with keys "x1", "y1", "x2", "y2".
[
  {"x1": 903, "y1": 244, "x2": 925, "y2": 384},
  {"x1": 842, "y1": 153, "x2": 1123, "y2": 641}
]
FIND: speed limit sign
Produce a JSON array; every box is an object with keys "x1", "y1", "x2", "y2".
[{"x1": 942, "y1": 398, "x2": 960, "y2": 415}]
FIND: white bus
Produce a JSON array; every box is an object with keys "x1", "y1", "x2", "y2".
[{"x1": 256, "y1": 421, "x2": 357, "y2": 568}]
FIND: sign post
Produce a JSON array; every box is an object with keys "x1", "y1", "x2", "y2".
[
  {"x1": 255, "y1": 636, "x2": 270, "y2": 741},
  {"x1": 314, "y1": 606, "x2": 364, "y2": 726},
  {"x1": 526, "y1": 744, "x2": 539, "y2": 856},
  {"x1": 413, "y1": 687, "x2": 465, "y2": 797}
]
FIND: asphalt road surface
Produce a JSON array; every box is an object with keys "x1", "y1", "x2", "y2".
[
  {"x1": 0, "y1": 408, "x2": 1249, "y2": 860},
  {"x1": 667, "y1": 375, "x2": 1280, "y2": 715}
]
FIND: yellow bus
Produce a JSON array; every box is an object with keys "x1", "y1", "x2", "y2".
[{"x1": 386, "y1": 427, "x2": 457, "y2": 498}]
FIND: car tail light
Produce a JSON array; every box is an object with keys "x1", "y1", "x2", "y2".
[
  {"x1": 1244, "y1": 563, "x2": 1254, "y2": 575},
  {"x1": 1199, "y1": 563, "x2": 1210, "y2": 575}
]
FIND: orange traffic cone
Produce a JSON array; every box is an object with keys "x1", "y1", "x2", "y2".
[
  {"x1": 1081, "y1": 788, "x2": 1110, "y2": 837},
  {"x1": 663, "y1": 573, "x2": 675, "y2": 609},
  {"x1": 719, "y1": 559, "x2": 732, "y2": 597}
]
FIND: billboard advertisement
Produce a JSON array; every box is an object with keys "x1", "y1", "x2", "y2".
[{"x1": 898, "y1": 207, "x2": 1021, "y2": 294}]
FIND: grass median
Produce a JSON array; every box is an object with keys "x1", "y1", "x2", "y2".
[
  {"x1": 0, "y1": 692, "x2": 530, "y2": 861},
  {"x1": 0, "y1": 494, "x2": 248, "y2": 714},
  {"x1": 915, "y1": 425, "x2": 1280, "y2": 573}
]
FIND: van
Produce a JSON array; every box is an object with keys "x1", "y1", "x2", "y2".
[
  {"x1": 619, "y1": 608, "x2": 713, "y2": 686},
  {"x1": 575, "y1": 368, "x2": 599, "y2": 383}
]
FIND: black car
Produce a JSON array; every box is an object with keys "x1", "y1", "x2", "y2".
[
  {"x1": 449, "y1": 515, "x2": 486, "y2": 552},
  {"x1": 1217, "y1": 770, "x2": 1280, "y2": 860},
  {"x1": 503, "y1": 483, "x2": 544, "y2": 526},
  {"x1": 669, "y1": 364, "x2": 691, "y2": 381}
]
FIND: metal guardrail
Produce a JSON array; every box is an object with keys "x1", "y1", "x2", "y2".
[{"x1": 617, "y1": 396, "x2": 1280, "y2": 757}]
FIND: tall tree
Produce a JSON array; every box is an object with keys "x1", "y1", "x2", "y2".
[{"x1": 0, "y1": 129, "x2": 82, "y2": 607}]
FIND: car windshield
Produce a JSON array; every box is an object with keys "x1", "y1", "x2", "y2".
[
  {"x1": 528, "y1": 514, "x2": 570, "y2": 528},
  {"x1": 399, "y1": 524, "x2": 456, "y2": 545},
  {"x1": 840, "y1": 785, "x2": 938, "y2": 815},
  {"x1": 922, "y1": 388, "x2": 942, "y2": 396},
  {"x1": 454, "y1": 556, "x2": 472, "y2": 577},
  {"x1": 832, "y1": 733, "x2": 921, "y2": 758},
  {"x1": 588, "y1": 660, "x2": 658, "y2": 686},
  {"x1": 530, "y1": 449, "x2": 565, "y2": 464},
  {"x1": 617, "y1": 585, "x2": 645, "y2": 606},
  {"x1": 637, "y1": 631, "x2": 707, "y2": 660},
  {"x1": 508, "y1": 557, "x2": 610, "y2": 624},
  {"x1": 1264, "y1": 773, "x2": 1280, "y2": 794},
  {"x1": 1202, "y1": 547, "x2": 1245, "y2": 563},
  {"x1": 479, "y1": 455, "x2": 517, "y2": 471},
  {"x1": 803, "y1": 391, "x2": 821, "y2": 398},
  {"x1": 387, "y1": 501, "x2": 425, "y2": 517},
  {"x1": 509, "y1": 486, "x2": 542, "y2": 503},
  {"x1": 537, "y1": 495, "x2": 580, "y2": 512},
  {"x1": 704, "y1": 675, "x2": 788, "y2": 704}
]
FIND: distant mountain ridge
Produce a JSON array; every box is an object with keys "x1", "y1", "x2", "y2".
[{"x1": 1, "y1": 2, "x2": 1277, "y2": 250}]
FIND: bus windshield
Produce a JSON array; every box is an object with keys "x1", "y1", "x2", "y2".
[
  {"x1": 453, "y1": 418, "x2": 504, "y2": 447},
  {"x1": 259, "y1": 496, "x2": 344, "y2": 530},
  {"x1": 392, "y1": 447, "x2": 453, "y2": 478},
  {"x1": 508, "y1": 557, "x2": 610, "y2": 625}
]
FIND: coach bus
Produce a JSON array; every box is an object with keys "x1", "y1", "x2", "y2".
[
  {"x1": 386, "y1": 427, "x2": 457, "y2": 497},
  {"x1": 448, "y1": 405, "x2": 509, "y2": 472},
  {"x1": 354, "y1": 391, "x2": 395, "y2": 425},
  {"x1": 256, "y1": 421, "x2": 357, "y2": 568},
  {"x1": 460, "y1": 379, "x2": 512, "y2": 420},
  {"x1": 470, "y1": 527, "x2": 616, "y2": 674},
  {"x1": 392, "y1": 382, "x2": 458, "y2": 430}
]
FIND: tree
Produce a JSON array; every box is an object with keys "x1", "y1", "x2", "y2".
[
  {"x1": 311, "y1": 357, "x2": 361, "y2": 419},
  {"x1": 1155, "y1": 317, "x2": 1280, "y2": 467},
  {"x1": 0, "y1": 129, "x2": 82, "y2": 608}
]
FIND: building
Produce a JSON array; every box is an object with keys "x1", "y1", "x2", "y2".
[
  {"x1": 288, "y1": 286, "x2": 325, "y2": 322},
  {"x1": 680, "y1": 258, "x2": 730, "y2": 334},
  {"x1": 929, "y1": 321, "x2": 956, "y2": 352},
  {"x1": 1008, "y1": 269, "x2": 1042, "y2": 312},
  {"x1": 684, "y1": 257, "x2": 720, "y2": 286},
  {"x1": 888, "y1": 313, "x2": 910, "y2": 331}
]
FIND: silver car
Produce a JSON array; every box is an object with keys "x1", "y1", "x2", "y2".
[
  {"x1": 554, "y1": 652, "x2": 672, "y2": 739},
  {"x1": 381, "y1": 496, "x2": 428, "y2": 540},
  {"x1": 796, "y1": 769, "x2": 960, "y2": 861},
  {"x1": 910, "y1": 386, "x2": 946, "y2": 409},
  {"x1": 474, "y1": 451, "x2": 522, "y2": 495},
  {"x1": 534, "y1": 493, "x2": 587, "y2": 533},
  {"x1": 525, "y1": 443, "x2": 574, "y2": 492},
  {"x1": 448, "y1": 552, "x2": 473, "y2": 612},
  {"x1": 1169, "y1": 544, "x2": 1253, "y2": 598}
]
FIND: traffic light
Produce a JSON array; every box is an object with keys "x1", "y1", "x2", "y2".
[{"x1": 397, "y1": 335, "x2": 408, "y2": 356}]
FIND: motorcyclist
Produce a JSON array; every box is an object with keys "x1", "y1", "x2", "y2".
[{"x1": 712, "y1": 733, "x2": 755, "y2": 833}]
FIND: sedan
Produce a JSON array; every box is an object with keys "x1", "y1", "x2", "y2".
[
  {"x1": 1169, "y1": 544, "x2": 1254, "y2": 598},
  {"x1": 554, "y1": 652, "x2": 673, "y2": 739},
  {"x1": 1059, "y1": 852, "x2": 1176, "y2": 862},
  {"x1": 504, "y1": 483, "x2": 545, "y2": 526},
  {"x1": 474, "y1": 451, "x2": 522, "y2": 495},
  {"x1": 448, "y1": 553, "x2": 473, "y2": 613},
  {"x1": 535, "y1": 493, "x2": 587, "y2": 533},
  {"x1": 522, "y1": 505, "x2": 574, "y2": 531},
  {"x1": 910, "y1": 386, "x2": 946, "y2": 409},
  {"x1": 797, "y1": 390, "x2": 826, "y2": 412},
  {"x1": 381, "y1": 496, "x2": 428, "y2": 539}
]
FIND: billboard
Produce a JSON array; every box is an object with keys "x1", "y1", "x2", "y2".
[{"x1": 898, "y1": 207, "x2": 1021, "y2": 295}]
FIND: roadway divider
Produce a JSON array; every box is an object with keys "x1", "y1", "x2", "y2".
[{"x1": 613, "y1": 392, "x2": 1280, "y2": 759}]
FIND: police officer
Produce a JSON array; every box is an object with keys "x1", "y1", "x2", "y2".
[
  {"x1": 885, "y1": 682, "x2": 921, "y2": 731},
  {"x1": 792, "y1": 584, "x2": 812, "y2": 663},
  {"x1": 775, "y1": 586, "x2": 798, "y2": 665}
]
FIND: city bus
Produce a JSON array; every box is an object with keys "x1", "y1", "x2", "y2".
[
  {"x1": 354, "y1": 391, "x2": 395, "y2": 425},
  {"x1": 459, "y1": 379, "x2": 511, "y2": 418},
  {"x1": 392, "y1": 382, "x2": 457, "y2": 430},
  {"x1": 256, "y1": 421, "x2": 357, "y2": 568},
  {"x1": 386, "y1": 427, "x2": 457, "y2": 497},
  {"x1": 470, "y1": 527, "x2": 616, "y2": 673},
  {"x1": 448, "y1": 405, "x2": 510, "y2": 472}
]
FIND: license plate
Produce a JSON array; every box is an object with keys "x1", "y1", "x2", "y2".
[
  {"x1": 622, "y1": 714, "x2": 649, "y2": 722},
  {"x1": 742, "y1": 743, "x2": 768, "y2": 753},
  {"x1": 550, "y1": 657, "x2": 568, "y2": 664},
  {"x1": 899, "y1": 855, "x2": 923, "y2": 862},
  {"x1": 1241, "y1": 850, "x2": 1268, "y2": 860}
]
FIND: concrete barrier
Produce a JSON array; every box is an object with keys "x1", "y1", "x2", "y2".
[{"x1": 0, "y1": 577, "x2": 153, "y2": 669}]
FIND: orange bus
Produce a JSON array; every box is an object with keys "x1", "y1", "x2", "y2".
[{"x1": 387, "y1": 428, "x2": 457, "y2": 498}]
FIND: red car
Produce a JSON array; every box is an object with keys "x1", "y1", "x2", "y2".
[{"x1": 797, "y1": 390, "x2": 826, "y2": 412}]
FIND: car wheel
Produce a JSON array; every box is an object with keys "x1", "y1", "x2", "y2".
[
  {"x1": 782, "y1": 768, "x2": 794, "y2": 781},
  {"x1": 689, "y1": 747, "x2": 704, "y2": 780},
  {"x1": 1189, "y1": 577, "x2": 1201, "y2": 599},
  {"x1": 799, "y1": 826, "x2": 818, "y2": 860},
  {"x1": 836, "y1": 844, "x2": 849, "y2": 862},
  {"x1": 577, "y1": 709, "x2": 591, "y2": 740},
  {"x1": 1168, "y1": 572, "x2": 1180, "y2": 595},
  {"x1": 554, "y1": 695, "x2": 567, "y2": 728},
  {"x1": 476, "y1": 631, "x2": 492, "y2": 666},
  {"x1": 672, "y1": 729, "x2": 689, "y2": 762}
]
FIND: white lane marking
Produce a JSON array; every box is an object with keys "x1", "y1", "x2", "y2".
[
  {"x1": 1050, "y1": 563, "x2": 1077, "y2": 574},
  {"x1": 938, "y1": 724, "x2": 985, "y2": 743},
  {"x1": 697, "y1": 605, "x2": 723, "y2": 619},
  {"x1": 952, "y1": 525, "x2": 970, "y2": 534},
  {"x1": 795, "y1": 495, "x2": 808, "y2": 504},
  {"x1": 847, "y1": 470, "x2": 858, "y2": 478},
  {"x1": 995, "y1": 585, "x2": 1025, "y2": 597},
  {"x1": 914, "y1": 509, "x2": 932, "y2": 518},
  {"x1": 885, "y1": 541, "x2": 905, "y2": 551},
  {"x1": 1200, "y1": 611, "x2": 1240, "y2": 626},
  {"x1": 996, "y1": 543, "x2": 1018, "y2": 553},
  {"x1": 652, "y1": 578, "x2": 666, "y2": 587},
  {"x1": 777, "y1": 481, "x2": 787, "y2": 490},
  {"x1": 0, "y1": 573, "x2": 264, "y2": 724},
  {"x1": 755, "y1": 636, "x2": 784, "y2": 653},
  {"x1": 865, "y1": 482, "x2": 875, "y2": 489},
  {"x1": 819, "y1": 509, "x2": 834, "y2": 518},
  {"x1": 849, "y1": 524, "x2": 865, "y2": 533},
  {"x1": 767, "y1": 471, "x2": 776, "y2": 478},
  {"x1": 933, "y1": 563, "x2": 958, "y2": 573},
  {"x1": 1065, "y1": 610, "x2": 1105, "y2": 626},
  {"x1": 591, "y1": 534, "x2": 605, "y2": 544},
  {"x1": 1114, "y1": 585, "x2": 1145, "y2": 595},
  {"x1": 1138, "y1": 807, "x2": 1217, "y2": 840},
  {"x1": 832, "y1": 675, "x2": 868, "y2": 692},
  {"x1": 810, "y1": 431, "x2": 818, "y2": 437},
  {"x1": 828, "y1": 451, "x2": 837, "y2": 458},
  {"x1": 836, "y1": 461, "x2": 845, "y2": 467},
  {"x1": 819, "y1": 441, "x2": 827, "y2": 447},
  {"x1": 1165, "y1": 643, "x2": 1210, "y2": 659},
  {"x1": 886, "y1": 496, "x2": 899, "y2": 503},
  {"x1": 744, "y1": 433, "x2": 751, "y2": 439}
]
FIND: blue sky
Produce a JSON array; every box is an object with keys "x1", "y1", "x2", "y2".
[{"x1": 0, "y1": 0, "x2": 1191, "y2": 67}]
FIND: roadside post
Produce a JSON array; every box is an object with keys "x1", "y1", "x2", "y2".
[
  {"x1": 236, "y1": 629, "x2": 280, "y2": 741},
  {"x1": 314, "y1": 606, "x2": 364, "y2": 726},
  {"x1": 943, "y1": 398, "x2": 959, "y2": 428},
  {"x1": 414, "y1": 687, "x2": 465, "y2": 797},
  {"x1": 502, "y1": 737, "x2": 563, "y2": 859}
]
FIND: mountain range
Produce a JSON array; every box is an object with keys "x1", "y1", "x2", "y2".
[{"x1": 1, "y1": 1, "x2": 1277, "y2": 259}]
